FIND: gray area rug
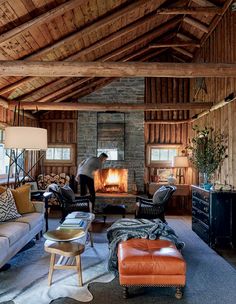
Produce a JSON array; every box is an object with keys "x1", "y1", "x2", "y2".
[
  {"x1": 0, "y1": 226, "x2": 114, "y2": 304},
  {"x1": 51, "y1": 217, "x2": 236, "y2": 304},
  {"x1": 1, "y1": 217, "x2": 236, "y2": 304}
]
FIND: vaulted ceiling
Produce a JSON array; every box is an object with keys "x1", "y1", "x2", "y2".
[{"x1": 0, "y1": 0, "x2": 234, "y2": 112}]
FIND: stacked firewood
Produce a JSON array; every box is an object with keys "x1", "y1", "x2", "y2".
[{"x1": 37, "y1": 173, "x2": 70, "y2": 190}]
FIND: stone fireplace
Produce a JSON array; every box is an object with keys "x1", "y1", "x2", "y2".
[
  {"x1": 77, "y1": 78, "x2": 145, "y2": 212},
  {"x1": 94, "y1": 168, "x2": 128, "y2": 193}
]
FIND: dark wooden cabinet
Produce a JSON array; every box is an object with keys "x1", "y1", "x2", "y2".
[{"x1": 192, "y1": 185, "x2": 236, "y2": 248}]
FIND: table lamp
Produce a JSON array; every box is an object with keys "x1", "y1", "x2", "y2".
[{"x1": 173, "y1": 156, "x2": 189, "y2": 184}]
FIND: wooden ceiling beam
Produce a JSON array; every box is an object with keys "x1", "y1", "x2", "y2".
[
  {"x1": 2, "y1": 16, "x2": 180, "y2": 100},
  {"x1": 183, "y1": 17, "x2": 209, "y2": 33},
  {"x1": 191, "y1": 0, "x2": 218, "y2": 7},
  {"x1": 0, "y1": 0, "x2": 86, "y2": 45},
  {"x1": 1, "y1": 61, "x2": 236, "y2": 78},
  {"x1": 146, "y1": 119, "x2": 190, "y2": 124},
  {"x1": 8, "y1": 102, "x2": 213, "y2": 112},
  {"x1": 0, "y1": 0, "x2": 154, "y2": 95},
  {"x1": 31, "y1": 48, "x2": 166, "y2": 104},
  {"x1": 173, "y1": 47, "x2": 194, "y2": 58},
  {"x1": 176, "y1": 32, "x2": 199, "y2": 42},
  {"x1": 14, "y1": 27, "x2": 172, "y2": 103},
  {"x1": 156, "y1": 7, "x2": 223, "y2": 15},
  {"x1": 149, "y1": 42, "x2": 200, "y2": 48}
]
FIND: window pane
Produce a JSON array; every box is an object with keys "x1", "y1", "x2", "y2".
[
  {"x1": 151, "y1": 149, "x2": 159, "y2": 161},
  {"x1": 54, "y1": 148, "x2": 63, "y2": 160},
  {"x1": 46, "y1": 148, "x2": 54, "y2": 160},
  {"x1": 97, "y1": 148, "x2": 118, "y2": 160},
  {"x1": 62, "y1": 148, "x2": 70, "y2": 160},
  {"x1": 159, "y1": 149, "x2": 169, "y2": 160}
]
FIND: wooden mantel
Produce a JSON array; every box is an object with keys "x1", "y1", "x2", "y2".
[{"x1": 1, "y1": 61, "x2": 236, "y2": 78}]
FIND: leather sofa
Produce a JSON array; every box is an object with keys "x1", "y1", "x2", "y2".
[
  {"x1": 0, "y1": 201, "x2": 45, "y2": 269},
  {"x1": 118, "y1": 238, "x2": 186, "y2": 299}
]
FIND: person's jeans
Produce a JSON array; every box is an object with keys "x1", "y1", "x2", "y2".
[{"x1": 79, "y1": 174, "x2": 95, "y2": 210}]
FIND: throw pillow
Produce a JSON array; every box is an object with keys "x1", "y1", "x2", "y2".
[
  {"x1": 60, "y1": 185, "x2": 75, "y2": 203},
  {"x1": 152, "y1": 186, "x2": 172, "y2": 205},
  {"x1": 0, "y1": 186, "x2": 7, "y2": 194},
  {"x1": 11, "y1": 184, "x2": 35, "y2": 214},
  {"x1": 0, "y1": 188, "x2": 21, "y2": 221}
]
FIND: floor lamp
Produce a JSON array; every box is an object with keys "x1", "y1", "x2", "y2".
[
  {"x1": 173, "y1": 156, "x2": 189, "y2": 184},
  {"x1": 5, "y1": 126, "x2": 47, "y2": 188}
]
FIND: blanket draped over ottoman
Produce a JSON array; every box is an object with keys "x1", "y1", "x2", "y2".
[{"x1": 107, "y1": 218, "x2": 184, "y2": 272}]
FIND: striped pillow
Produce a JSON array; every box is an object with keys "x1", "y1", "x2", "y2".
[{"x1": 0, "y1": 188, "x2": 21, "y2": 222}]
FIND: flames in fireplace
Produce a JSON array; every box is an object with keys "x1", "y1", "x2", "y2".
[{"x1": 94, "y1": 168, "x2": 128, "y2": 193}]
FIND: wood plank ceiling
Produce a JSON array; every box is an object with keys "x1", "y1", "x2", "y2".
[{"x1": 0, "y1": 0, "x2": 233, "y2": 115}]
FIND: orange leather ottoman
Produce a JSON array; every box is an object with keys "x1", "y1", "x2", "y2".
[{"x1": 118, "y1": 239, "x2": 186, "y2": 299}]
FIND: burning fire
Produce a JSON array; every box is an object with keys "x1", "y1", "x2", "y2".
[
  {"x1": 105, "y1": 170, "x2": 119, "y2": 185},
  {"x1": 94, "y1": 168, "x2": 128, "y2": 193}
]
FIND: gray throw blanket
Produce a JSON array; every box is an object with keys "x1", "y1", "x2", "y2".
[{"x1": 107, "y1": 218, "x2": 185, "y2": 272}]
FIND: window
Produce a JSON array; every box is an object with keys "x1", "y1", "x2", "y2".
[
  {"x1": 97, "y1": 148, "x2": 118, "y2": 160},
  {"x1": 146, "y1": 145, "x2": 179, "y2": 167},
  {"x1": 45, "y1": 145, "x2": 74, "y2": 164}
]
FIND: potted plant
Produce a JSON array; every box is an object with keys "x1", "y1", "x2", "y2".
[{"x1": 187, "y1": 126, "x2": 228, "y2": 189}]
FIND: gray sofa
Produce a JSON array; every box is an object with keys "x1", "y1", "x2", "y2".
[{"x1": 0, "y1": 201, "x2": 45, "y2": 268}]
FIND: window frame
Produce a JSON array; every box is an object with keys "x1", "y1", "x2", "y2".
[
  {"x1": 146, "y1": 144, "x2": 181, "y2": 168},
  {"x1": 44, "y1": 144, "x2": 75, "y2": 165}
]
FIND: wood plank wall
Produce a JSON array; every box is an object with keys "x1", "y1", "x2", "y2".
[
  {"x1": 145, "y1": 77, "x2": 191, "y2": 183},
  {"x1": 189, "y1": 9, "x2": 236, "y2": 188},
  {"x1": 39, "y1": 111, "x2": 78, "y2": 176}
]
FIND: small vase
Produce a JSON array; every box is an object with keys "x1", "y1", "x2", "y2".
[
  {"x1": 202, "y1": 173, "x2": 212, "y2": 190},
  {"x1": 167, "y1": 174, "x2": 177, "y2": 185}
]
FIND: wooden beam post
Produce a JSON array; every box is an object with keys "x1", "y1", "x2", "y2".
[
  {"x1": 183, "y1": 17, "x2": 209, "y2": 33},
  {"x1": 156, "y1": 7, "x2": 223, "y2": 15},
  {"x1": 149, "y1": 42, "x2": 200, "y2": 48},
  {"x1": 8, "y1": 102, "x2": 213, "y2": 111},
  {"x1": 1, "y1": 61, "x2": 236, "y2": 78}
]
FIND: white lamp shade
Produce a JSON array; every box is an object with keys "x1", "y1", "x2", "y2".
[
  {"x1": 5, "y1": 127, "x2": 48, "y2": 150},
  {"x1": 173, "y1": 156, "x2": 189, "y2": 168}
]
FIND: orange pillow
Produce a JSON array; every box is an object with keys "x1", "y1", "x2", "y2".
[
  {"x1": 11, "y1": 184, "x2": 35, "y2": 214},
  {"x1": 0, "y1": 186, "x2": 7, "y2": 194}
]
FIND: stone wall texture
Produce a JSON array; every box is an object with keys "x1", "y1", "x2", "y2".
[{"x1": 77, "y1": 78, "x2": 145, "y2": 192}]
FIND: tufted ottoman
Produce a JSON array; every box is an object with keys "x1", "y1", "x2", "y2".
[{"x1": 118, "y1": 239, "x2": 186, "y2": 299}]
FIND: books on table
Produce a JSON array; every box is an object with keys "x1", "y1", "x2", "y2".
[
  {"x1": 66, "y1": 211, "x2": 94, "y2": 220},
  {"x1": 59, "y1": 218, "x2": 87, "y2": 230}
]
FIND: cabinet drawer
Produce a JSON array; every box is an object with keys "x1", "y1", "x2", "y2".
[
  {"x1": 192, "y1": 188, "x2": 209, "y2": 202},
  {"x1": 192, "y1": 206, "x2": 209, "y2": 225},
  {"x1": 192, "y1": 217, "x2": 209, "y2": 244},
  {"x1": 192, "y1": 198, "x2": 209, "y2": 213}
]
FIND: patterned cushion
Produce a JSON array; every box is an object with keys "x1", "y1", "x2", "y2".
[
  {"x1": 152, "y1": 186, "x2": 172, "y2": 205},
  {"x1": 0, "y1": 188, "x2": 21, "y2": 221}
]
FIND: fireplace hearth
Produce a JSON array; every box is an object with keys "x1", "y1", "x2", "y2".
[{"x1": 94, "y1": 168, "x2": 128, "y2": 193}]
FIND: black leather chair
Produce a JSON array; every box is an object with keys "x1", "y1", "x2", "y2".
[
  {"x1": 135, "y1": 185, "x2": 176, "y2": 222},
  {"x1": 49, "y1": 188, "x2": 92, "y2": 222}
]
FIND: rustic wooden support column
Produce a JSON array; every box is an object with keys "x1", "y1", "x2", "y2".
[
  {"x1": 1, "y1": 61, "x2": 236, "y2": 78},
  {"x1": 8, "y1": 102, "x2": 213, "y2": 112}
]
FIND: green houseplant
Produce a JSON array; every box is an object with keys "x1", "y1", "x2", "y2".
[{"x1": 187, "y1": 126, "x2": 228, "y2": 189}]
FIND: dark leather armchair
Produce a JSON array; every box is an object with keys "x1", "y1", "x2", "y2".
[
  {"x1": 135, "y1": 185, "x2": 176, "y2": 222},
  {"x1": 49, "y1": 188, "x2": 92, "y2": 221}
]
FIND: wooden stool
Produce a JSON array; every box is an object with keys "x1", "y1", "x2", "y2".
[{"x1": 45, "y1": 242, "x2": 85, "y2": 286}]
